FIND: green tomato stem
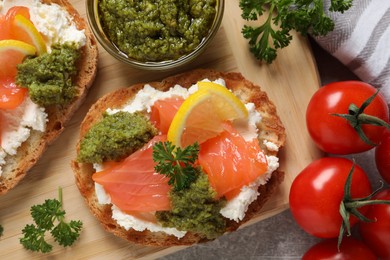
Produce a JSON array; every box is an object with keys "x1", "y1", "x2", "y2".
[
  {"x1": 332, "y1": 89, "x2": 390, "y2": 146},
  {"x1": 338, "y1": 161, "x2": 390, "y2": 250}
]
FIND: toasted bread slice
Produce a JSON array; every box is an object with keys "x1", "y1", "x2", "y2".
[
  {"x1": 72, "y1": 69, "x2": 286, "y2": 246},
  {"x1": 0, "y1": 0, "x2": 99, "y2": 194}
]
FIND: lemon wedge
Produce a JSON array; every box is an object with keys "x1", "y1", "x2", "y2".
[
  {"x1": 167, "y1": 82, "x2": 248, "y2": 147},
  {"x1": 13, "y1": 14, "x2": 46, "y2": 55},
  {"x1": 0, "y1": 39, "x2": 36, "y2": 78}
]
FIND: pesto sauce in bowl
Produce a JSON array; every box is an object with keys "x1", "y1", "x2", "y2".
[{"x1": 98, "y1": 0, "x2": 217, "y2": 62}]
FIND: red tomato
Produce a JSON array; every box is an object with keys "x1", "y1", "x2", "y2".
[
  {"x1": 289, "y1": 157, "x2": 372, "y2": 238},
  {"x1": 302, "y1": 237, "x2": 376, "y2": 260},
  {"x1": 0, "y1": 77, "x2": 28, "y2": 109},
  {"x1": 306, "y1": 81, "x2": 389, "y2": 154},
  {"x1": 375, "y1": 130, "x2": 390, "y2": 184},
  {"x1": 359, "y1": 189, "x2": 390, "y2": 259}
]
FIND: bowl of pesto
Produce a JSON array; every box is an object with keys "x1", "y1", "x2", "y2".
[{"x1": 86, "y1": 0, "x2": 224, "y2": 70}]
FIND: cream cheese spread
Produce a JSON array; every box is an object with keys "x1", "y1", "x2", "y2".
[
  {"x1": 94, "y1": 80, "x2": 281, "y2": 237},
  {"x1": 112, "y1": 206, "x2": 187, "y2": 238},
  {"x1": 0, "y1": 97, "x2": 48, "y2": 175}
]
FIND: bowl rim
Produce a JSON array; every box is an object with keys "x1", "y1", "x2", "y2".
[{"x1": 86, "y1": 0, "x2": 225, "y2": 70}]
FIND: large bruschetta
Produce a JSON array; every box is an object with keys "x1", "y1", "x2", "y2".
[{"x1": 72, "y1": 69, "x2": 286, "y2": 246}]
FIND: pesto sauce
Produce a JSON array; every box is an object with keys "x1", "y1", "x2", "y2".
[
  {"x1": 98, "y1": 0, "x2": 217, "y2": 62},
  {"x1": 77, "y1": 112, "x2": 158, "y2": 163},
  {"x1": 156, "y1": 172, "x2": 226, "y2": 239},
  {"x1": 16, "y1": 44, "x2": 80, "y2": 106}
]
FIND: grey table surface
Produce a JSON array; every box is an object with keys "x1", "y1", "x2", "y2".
[{"x1": 159, "y1": 37, "x2": 390, "y2": 260}]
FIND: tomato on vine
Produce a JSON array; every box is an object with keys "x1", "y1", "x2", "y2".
[
  {"x1": 359, "y1": 189, "x2": 390, "y2": 259},
  {"x1": 306, "y1": 81, "x2": 390, "y2": 154},
  {"x1": 302, "y1": 237, "x2": 376, "y2": 260},
  {"x1": 375, "y1": 130, "x2": 390, "y2": 184},
  {"x1": 289, "y1": 158, "x2": 374, "y2": 241}
]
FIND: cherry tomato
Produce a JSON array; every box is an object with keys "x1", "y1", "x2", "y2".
[
  {"x1": 0, "y1": 77, "x2": 27, "y2": 109},
  {"x1": 306, "y1": 81, "x2": 389, "y2": 154},
  {"x1": 302, "y1": 237, "x2": 376, "y2": 260},
  {"x1": 289, "y1": 157, "x2": 372, "y2": 238},
  {"x1": 375, "y1": 131, "x2": 390, "y2": 184},
  {"x1": 359, "y1": 189, "x2": 390, "y2": 259}
]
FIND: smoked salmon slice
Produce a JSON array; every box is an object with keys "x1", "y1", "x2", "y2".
[
  {"x1": 199, "y1": 122, "x2": 268, "y2": 200},
  {"x1": 0, "y1": 6, "x2": 30, "y2": 41},
  {"x1": 0, "y1": 7, "x2": 36, "y2": 108},
  {"x1": 0, "y1": 76, "x2": 28, "y2": 109},
  {"x1": 150, "y1": 97, "x2": 184, "y2": 134},
  {"x1": 92, "y1": 135, "x2": 172, "y2": 212}
]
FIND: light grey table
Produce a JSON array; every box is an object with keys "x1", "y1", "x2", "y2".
[{"x1": 159, "y1": 37, "x2": 390, "y2": 260}]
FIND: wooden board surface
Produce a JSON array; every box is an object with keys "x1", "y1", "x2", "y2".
[{"x1": 0, "y1": 0, "x2": 323, "y2": 259}]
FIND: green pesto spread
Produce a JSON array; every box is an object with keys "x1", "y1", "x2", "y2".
[
  {"x1": 156, "y1": 172, "x2": 226, "y2": 239},
  {"x1": 98, "y1": 0, "x2": 217, "y2": 62},
  {"x1": 16, "y1": 43, "x2": 80, "y2": 106},
  {"x1": 78, "y1": 112, "x2": 158, "y2": 163}
]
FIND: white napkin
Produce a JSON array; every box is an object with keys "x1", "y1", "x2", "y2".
[{"x1": 312, "y1": 0, "x2": 390, "y2": 102}]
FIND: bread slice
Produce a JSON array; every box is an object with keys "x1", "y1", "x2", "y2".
[
  {"x1": 0, "y1": 0, "x2": 99, "y2": 194},
  {"x1": 72, "y1": 69, "x2": 286, "y2": 246}
]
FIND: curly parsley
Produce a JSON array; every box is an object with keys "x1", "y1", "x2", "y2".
[
  {"x1": 152, "y1": 141, "x2": 200, "y2": 191},
  {"x1": 240, "y1": 0, "x2": 353, "y2": 63},
  {"x1": 20, "y1": 187, "x2": 83, "y2": 253}
]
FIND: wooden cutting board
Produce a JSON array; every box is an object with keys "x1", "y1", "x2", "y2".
[{"x1": 0, "y1": 0, "x2": 323, "y2": 258}]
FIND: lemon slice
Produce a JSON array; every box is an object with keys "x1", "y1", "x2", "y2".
[
  {"x1": 13, "y1": 14, "x2": 46, "y2": 55},
  {"x1": 197, "y1": 81, "x2": 249, "y2": 119},
  {"x1": 167, "y1": 82, "x2": 248, "y2": 147},
  {"x1": 0, "y1": 39, "x2": 36, "y2": 53},
  {"x1": 0, "y1": 39, "x2": 36, "y2": 78}
]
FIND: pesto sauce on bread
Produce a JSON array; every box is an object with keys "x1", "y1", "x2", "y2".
[
  {"x1": 16, "y1": 43, "x2": 80, "y2": 106},
  {"x1": 77, "y1": 112, "x2": 158, "y2": 163}
]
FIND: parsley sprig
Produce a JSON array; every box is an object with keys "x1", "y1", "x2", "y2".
[
  {"x1": 153, "y1": 141, "x2": 200, "y2": 191},
  {"x1": 20, "y1": 187, "x2": 83, "y2": 253},
  {"x1": 240, "y1": 0, "x2": 353, "y2": 63}
]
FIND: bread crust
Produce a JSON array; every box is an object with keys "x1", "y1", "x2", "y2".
[
  {"x1": 72, "y1": 69, "x2": 286, "y2": 246},
  {"x1": 0, "y1": 0, "x2": 99, "y2": 194}
]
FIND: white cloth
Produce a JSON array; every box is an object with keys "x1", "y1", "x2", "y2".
[{"x1": 312, "y1": 0, "x2": 390, "y2": 102}]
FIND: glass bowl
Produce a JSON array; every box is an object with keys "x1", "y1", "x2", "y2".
[{"x1": 86, "y1": 0, "x2": 225, "y2": 70}]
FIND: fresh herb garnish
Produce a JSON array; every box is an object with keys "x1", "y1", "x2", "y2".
[
  {"x1": 20, "y1": 187, "x2": 83, "y2": 253},
  {"x1": 0, "y1": 224, "x2": 3, "y2": 237},
  {"x1": 153, "y1": 141, "x2": 200, "y2": 191},
  {"x1": 239, "y1": 0, "x2": 353, "y2": 63}
]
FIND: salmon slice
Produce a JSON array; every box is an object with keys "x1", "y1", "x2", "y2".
[
  {"x1": 0, "y1": 6, "x2": 30, "y2": 40},
  {"x1": 5, "y1": 6, "x2": 30, "y2": 20},
  {"x1": 0, "y1": 76, "x2": 28, "y2": 109},
  {"x1": 0, "y1": 15, "x2": 7, "y2": 39},
  {"x1": 150, "y1": 96, "x2": 184, "y2": 134},
  {"x1": 199, "y1": 122, "x2": 268, "y2": 200},
  {"x1": 92, "y1": 135, "x2": 172, "y2": 212}
]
